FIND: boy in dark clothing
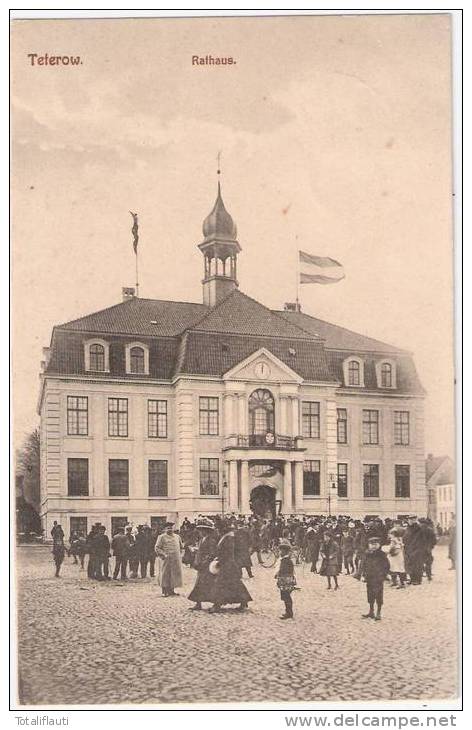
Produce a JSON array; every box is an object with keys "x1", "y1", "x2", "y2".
[
  {"x1": 275, "y1": 543, "x2": 297, "y2": 619},
  {"x1": 362, "y1": 536, "x2": 390, "y2": 621}
]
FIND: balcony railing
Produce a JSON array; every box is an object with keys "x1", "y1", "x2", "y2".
[{"x1": 223, "y1": 433, "x2": 304, "y2": 451}]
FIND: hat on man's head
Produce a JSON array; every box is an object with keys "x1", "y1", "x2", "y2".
[
  {"x1": 164, "y1": 521, "x2": 174, "y2": 528},
  {"x1": 368, "y1": 536, "x2": 381, "y2": 544},
  {"x1": 196, "y1": 518, "x2": 215, "y2": 531}
]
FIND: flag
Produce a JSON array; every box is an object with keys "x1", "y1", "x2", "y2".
[
  {"x1": 299, "y1": 250, "x2": 345, "y2": 284},
  {"x1": 130, "y1": 211, "x2": 139, "y2": 254}
]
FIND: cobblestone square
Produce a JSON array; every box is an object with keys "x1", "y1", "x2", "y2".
[{"x1": 16, "y1": 545, "x2": 457, "y2": 706}]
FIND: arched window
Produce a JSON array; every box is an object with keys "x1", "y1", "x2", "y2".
[
  {"x1": 89, "y1": 344, "x2": 105, "y2": 371},
  {"x1": 376, "y1": 359, "x2": 396, "y2": 389},
  {"x1": 249, "y1": 389, "x2": 275, "y2": 435},
  {"x1": 348, "y1": 360, "x2": 360, "y2": 386},
  {"x1": 381, "y1": 362, "x2": 392, "y2": 388},
  {"x1": 130, "y1": 346, "x2": 145, "y2": 374},
  {"x1": 125, "y1": 342, "x2": 149, "y2": 375}
]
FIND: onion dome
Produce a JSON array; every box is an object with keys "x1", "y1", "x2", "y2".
[{"x1": 202, "y1": 182, "x2": 237, "y2": 241}]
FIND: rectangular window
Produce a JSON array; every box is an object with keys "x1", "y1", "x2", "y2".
[
  {"x1": 109, "y1": 459, "x2": 129, "y2": 497},
  {"x1": 302, "y1": 402, "x2": 320, "y2": 438},
  {"x1": 67, "y1": 396, "x2": 88, "y2": 436},
  {"x1": 363, "y1": 464, "x2": 379, "y2": 498},
  {"x1": 199, "y1": 397, "x2": 219, "y2": 436},
  {"x1": 337, "y1": 463, "x2": 348, "y2": 498},
  {"x1": 108, "y1": 398, "x2": 128, "y2": 437},
  {"x1": 337, "y1": 408, "x2": 347, "y2": 444},
  {"x1": 362, "y1": 409, "x2": 379, "y2": 444},
  {"x1": 303, "y1": 460, "x2": 321, "y2": 496},
  {"x1": 70, "y1": 516, "x2": 88, "y2": 536},
  {"x1": 67, "y1": 458, "x2": 89, "y2": 496},
  {"x1": 111, "y1": 516, "x2": 128, "y2": 536},
  {"x1": 148, "y1": 400, "x2": 167, "y2": 438},
  {"x1": 199, "y1": 458, "x2": 219, "y2": 495},
  {"x1": 394, "y1": 411, "x2": 410, "y2": 445},
  {"x1": 395, "y1": 465, "x2": 410, "y2": 498},
  {"x1": 148, "y1": 460, "x2": 168, "y2": 497}
]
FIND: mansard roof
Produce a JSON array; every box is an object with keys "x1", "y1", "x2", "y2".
[
  {"x1": 46, "y1": 290, "x2": 424, "y2": 393},
  {"x1": 58, "y1": 297, "x2": 207, "y2": 337},
  {"x1": 276, "y1": 310, "x2": 407, "y2": 354}
]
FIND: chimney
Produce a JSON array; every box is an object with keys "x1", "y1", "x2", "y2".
[
  {"x1": 284, "y1": 302, "x2": 301, "y2": 313},
  {"x1": 122, "y1": 287, "x2": 136, "y2": 302}
]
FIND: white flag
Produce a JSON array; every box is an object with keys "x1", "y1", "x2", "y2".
[{"x1": 299, "y1": 250, "x2": 345, "y2": 284}]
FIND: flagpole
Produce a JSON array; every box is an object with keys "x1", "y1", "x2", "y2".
[
  {"x1": 135, "y1": 250, "x2": 139, "y2": 298},
  {"x1": 295, "y1": 238, "x2": 300, "y2": 311}
]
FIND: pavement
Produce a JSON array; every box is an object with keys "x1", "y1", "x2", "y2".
[{"x1": 16, "y1": 545, "x2": 458, "y2": 706}]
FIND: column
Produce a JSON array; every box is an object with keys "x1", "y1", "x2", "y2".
[
  {"x1": 279, "y1": 395, "x2": 288, "y2": 435},
  {"x1": 238, "y1": 393, "x2": 246, "y2": 435},
  {"x1": 291, "y1": 396, "x2": 300, "y2": 437},
  {"x1": 224, "y1": 393, "x2": 234, "y2": 437},
  {"x1": 229, "y1": 459, "x2": 239, "y2": 512},
  {"x1": 294, "y1": 461, "x2": 304, "y2": 512},
  {"x1": 240, "y1": 459, "x2": 250, "y2": 514},
  {"x1": 283, "y1": 461, "x2": 293, "y2": 514}
]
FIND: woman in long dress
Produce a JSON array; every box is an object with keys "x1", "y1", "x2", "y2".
[
  {"x1": 155, "y1": 522, "x2": 183, "y2": 597},
  {"x1": 187, "y1": 520, "x2": 218, "y2": 610},
  {"x1": 209, "y1": 523, "x2": 252, "y2": 613}
]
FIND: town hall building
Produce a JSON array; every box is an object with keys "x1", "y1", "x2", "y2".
[{"x1": 38, "y1": 184, "x2": 427, "y2": 537}]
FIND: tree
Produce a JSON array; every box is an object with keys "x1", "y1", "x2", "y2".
[{"x1": 16, "y1": 428, "x2": 41, "y2": 511}]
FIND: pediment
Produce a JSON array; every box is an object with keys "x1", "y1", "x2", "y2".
[{"x1": 223, "y1": 347, "x2": 303, "y2": 384}]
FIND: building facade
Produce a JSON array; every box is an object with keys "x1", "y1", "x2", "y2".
[
  {"x1": 38, "y1": 185, "x2": 427, "y2": 536},
  {"x1": 426, "y1": 454, "x2": 455, "y2": 529}
]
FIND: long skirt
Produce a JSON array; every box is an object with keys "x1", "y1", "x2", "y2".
[
  {"x1": 188, "y1": 568, "x2": 216, "y2": 603},
  {"x1": 213, "y1": 560, "x2": 252, "y2": 605}
]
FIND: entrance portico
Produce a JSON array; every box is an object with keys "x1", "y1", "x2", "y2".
[{"x1": 223, "y1": 449, "x2": 305, "y2": 515}]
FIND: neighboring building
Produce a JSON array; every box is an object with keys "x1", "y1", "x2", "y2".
[
  {"x1": 426, "y1": 454, "x2": 455, "y2": 529},
  {"x1": 38, "y1": 183, "x2": 426, "y2": 536}
]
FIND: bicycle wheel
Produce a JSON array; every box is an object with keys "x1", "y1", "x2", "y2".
[{"x1": 259, "y1": 548, "x2": 277, "y2": 568}]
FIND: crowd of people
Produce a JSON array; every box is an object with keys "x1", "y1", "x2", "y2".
[{"x1": 49, "y1": 512, "x2": 456, "y2": 622}]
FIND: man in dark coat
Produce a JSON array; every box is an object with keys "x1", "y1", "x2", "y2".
[
  {"x1": 111, "y1": 527, "x2": 130, "y2": 580},
  {"x1": 234, "y1": 522, "x2": 253, "y2": 578},
  {"x1": 51, "y1": 521, "x2": 64, "y2": 543},
  {"x1": 134, "y1": 525, "x2": 149, "y2": 578},
  {"x1": 86, "y1": 523, "x2": 101, "y2": 579},
  {"x1": 209, "y1": 524, "x2": 252, "y2": 613},
  {"x1": 404, "y1": 516, "x2": 428, "y2": 584},
  {"x1": 420, "y1": 518, "x2": 437, "y2": 580},
  {"x1": 362, "y1": 536, "x2": 390, "y2": 620},
  {"x1": 94, "y1": 525, "x2": 111, "y2": 580}
]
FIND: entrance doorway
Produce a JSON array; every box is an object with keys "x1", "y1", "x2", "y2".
[{"x1": 250, "y1": 485, "x2": 276, "y2": 519}]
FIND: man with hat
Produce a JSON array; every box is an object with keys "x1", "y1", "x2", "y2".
[
  {"x1": 361, "y1": 536, "x2": 390, "y2": 621},
  {"x1": 403, "y1": 515, "x2": 428, "y2": 585},
  {"x1": 155, "y1": 522, "x2": 183, "y2": 597},
  {"x1": 187, "y1": 519, "x2": 218, "y2": 610}
]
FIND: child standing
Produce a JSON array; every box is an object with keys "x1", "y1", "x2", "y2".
[
  {"x1": 362, "y1": 536, "x2": 390, "y2": 621},
  {"x1": 275, "y1": 543, "x2": 296, "y2": 619},
  {"x1": 320, "y1": 531, "x2": 340, "y2": 590}
]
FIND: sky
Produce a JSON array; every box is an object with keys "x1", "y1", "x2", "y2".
[{"x1": 11, "y1": 14, "x2": 454, "y2": 456}]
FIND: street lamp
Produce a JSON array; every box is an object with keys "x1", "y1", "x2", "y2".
[
  {"x1": 327, "y1": 472, "x2": 337, "y2": 517},
  {"x1": 221, "y1": 480, "x2": 228, "y2": 517}
]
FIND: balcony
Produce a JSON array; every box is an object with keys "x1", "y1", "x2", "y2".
[{"x1": 223, "y1": 433, "x2": 304, "y2": 451}]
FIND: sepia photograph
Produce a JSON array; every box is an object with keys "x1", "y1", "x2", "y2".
[{"x1": 10, "y1": 11, "x2": 459, "y2": 710}]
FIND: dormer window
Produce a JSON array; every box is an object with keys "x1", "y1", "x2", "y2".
[
  {"x1": 343, "y1": 357, "x2": 364, "y2": 387},
  {"x1": 90, "y1": 344, "x2": 105, "y2": 371},
  {"x1": 130, "y1": 347, "x2": 145, "y2": 374},
  {"x1": 84, "y1": 339, "x2": 110, "y2": 372},
  {"x1": 125, "y1": 342, "x2": 149, "y2": 375},
  {"x1": 376, "y1": 359, "x2": 396, "y2": 389}
]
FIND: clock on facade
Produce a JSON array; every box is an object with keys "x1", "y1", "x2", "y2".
[{"x1": 254, "y1": 361, "x2": 271, "y2": 379}]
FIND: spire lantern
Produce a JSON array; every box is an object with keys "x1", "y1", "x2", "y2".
[{"x1": 198, "y1": 168, "x2": 241, "y2": 307}]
